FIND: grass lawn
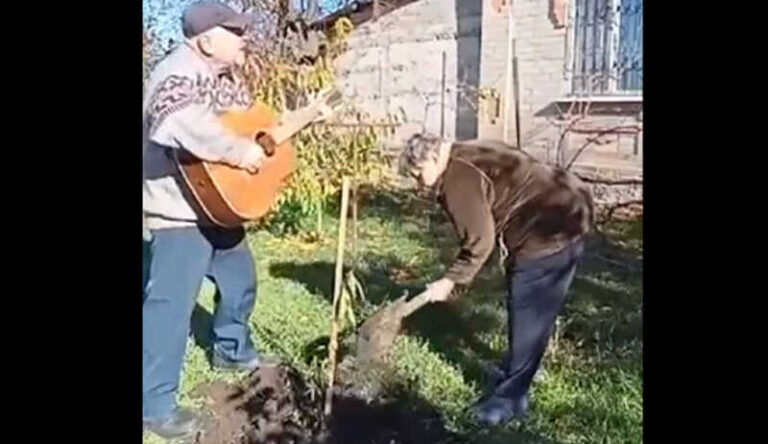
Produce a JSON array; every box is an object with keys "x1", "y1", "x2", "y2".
[{"x1": 143, "y1": 189, "x2": 642, "y2": 444}]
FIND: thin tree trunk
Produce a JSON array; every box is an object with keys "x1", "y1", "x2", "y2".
[{"x1": 324, "y1": 177, "x2": 350, "y2": 417}]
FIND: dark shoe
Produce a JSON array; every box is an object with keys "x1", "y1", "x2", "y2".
[
  {"x1": 473, "y1": 394, "x2": 529, "y2": 426},
  {"x1": 143, "y1": 408, "x2": 201, "y2": 439},
  {"x1": 211, "y1": 352, "x2": 279, "y2": 372}
]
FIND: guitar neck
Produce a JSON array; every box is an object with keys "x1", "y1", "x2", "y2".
[{"x1": 269, "y1": 105, "x2": 323, "y2": 145}]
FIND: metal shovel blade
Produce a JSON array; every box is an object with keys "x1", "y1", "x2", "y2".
[{"x1": 356, "y1": 290, "x2": 433, "y2": 365}]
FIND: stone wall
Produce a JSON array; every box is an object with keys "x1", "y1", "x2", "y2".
[{"x1": 333, "y1": 0, "x2": 482, "y2": 150}]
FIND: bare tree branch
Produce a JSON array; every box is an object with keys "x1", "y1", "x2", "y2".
[
  {"x1": 553, "y1": 100, "x2": 588, "y2": 167},
  {"x1": 565, "y1": 124, "x2": 641, "y2": 171},
  {"x1": 575, "y1": 175, "x2": 642, "y2": 186}
]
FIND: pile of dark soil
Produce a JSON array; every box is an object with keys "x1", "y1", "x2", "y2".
[{"x1": 190, "y1": 364, "x2": 454, "y2": 444}]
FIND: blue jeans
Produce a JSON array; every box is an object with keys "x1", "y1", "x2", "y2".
[
  {"x1": 142, "y1": 226, "x2": 259, "y2": 421},
  {"x1": 493, "y1": 240, "x2": 584, "y2": 401}
]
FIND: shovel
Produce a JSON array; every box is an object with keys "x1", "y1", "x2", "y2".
[{"x1": 356, "y1": 289, "x2": 435, "y2": 365}]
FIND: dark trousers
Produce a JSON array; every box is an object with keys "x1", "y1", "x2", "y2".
[
  {"x1": 142, "y1": 226, "x2": 259, "y2": 421},
  {"x1": 493, "y1": 240, "x2": 584, "y2": 401}
]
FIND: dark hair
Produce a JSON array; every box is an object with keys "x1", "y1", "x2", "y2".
[{"x1": 401, "y1": 133, "x2": 442, "y2": 174}]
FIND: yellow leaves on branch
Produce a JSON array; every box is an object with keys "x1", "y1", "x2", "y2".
[
  {"x1": 240, "y1": 17, "x2": 392, "y2": 223},
  {"x1": 333, "y1": 18, "x2": 354, "y2": 38}
]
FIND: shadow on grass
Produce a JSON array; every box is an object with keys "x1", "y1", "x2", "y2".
[
  {"x1": 268, "y1": 255, "x2": 427, "y2": 307},
  {"x1": 190, "y1": 303, "x2": 214, "y2": 351},
  {"x1": 559, "y1": 218, "x2": 643, "y2": 355},
  {"x1": 266, "y1": 188, "x2": 642, "y2": 440},
  {"x1": 268, "y1": 255, "x2": 509, "y2": 387}
]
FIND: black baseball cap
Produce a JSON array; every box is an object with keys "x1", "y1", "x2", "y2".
[{"x1": 182, "y1": 1, "x2": 254, "y2": 38}]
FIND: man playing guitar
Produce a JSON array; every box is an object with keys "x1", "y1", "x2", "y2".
[{"x1": 143, "y1": 1, "x2": 272, "y2": 439}]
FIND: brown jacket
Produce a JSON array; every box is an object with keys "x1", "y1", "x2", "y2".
[{"x1": 437, "y1": 140, "x2": 594, "y2": 285}]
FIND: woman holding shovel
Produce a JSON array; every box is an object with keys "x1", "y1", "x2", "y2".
[{"x1": 399, "y1": 133, "x2": 594, "y2": 426}]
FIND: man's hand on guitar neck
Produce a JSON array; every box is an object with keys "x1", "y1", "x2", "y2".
[{"x1": 239, "y1": 143, "x2": 266, "y2": 173}]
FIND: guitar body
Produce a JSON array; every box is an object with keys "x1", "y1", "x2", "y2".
[{"x1": 175, "y1": 102, "x2": 297, "y2": 227}]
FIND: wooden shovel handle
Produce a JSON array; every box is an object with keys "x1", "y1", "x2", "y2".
[{"x1": 393, "y1": 290, "x2": 433, "y2": 319}]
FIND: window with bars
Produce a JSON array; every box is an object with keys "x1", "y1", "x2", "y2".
[{"x1": 568, "y1": 0, "x2": 642, "y2": 96}]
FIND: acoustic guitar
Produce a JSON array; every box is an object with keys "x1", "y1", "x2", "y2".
[{"x1": 174, "y1": 88, "x2": 343, "y2": 227}]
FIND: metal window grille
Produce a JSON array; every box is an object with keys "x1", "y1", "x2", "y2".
[{"x1": 568, "y1": 0, "x2": 643, "y2": 96}]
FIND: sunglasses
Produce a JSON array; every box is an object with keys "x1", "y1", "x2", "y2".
[{"x1": 221, "y1": 25, "x2": 247, "y2": 37}]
